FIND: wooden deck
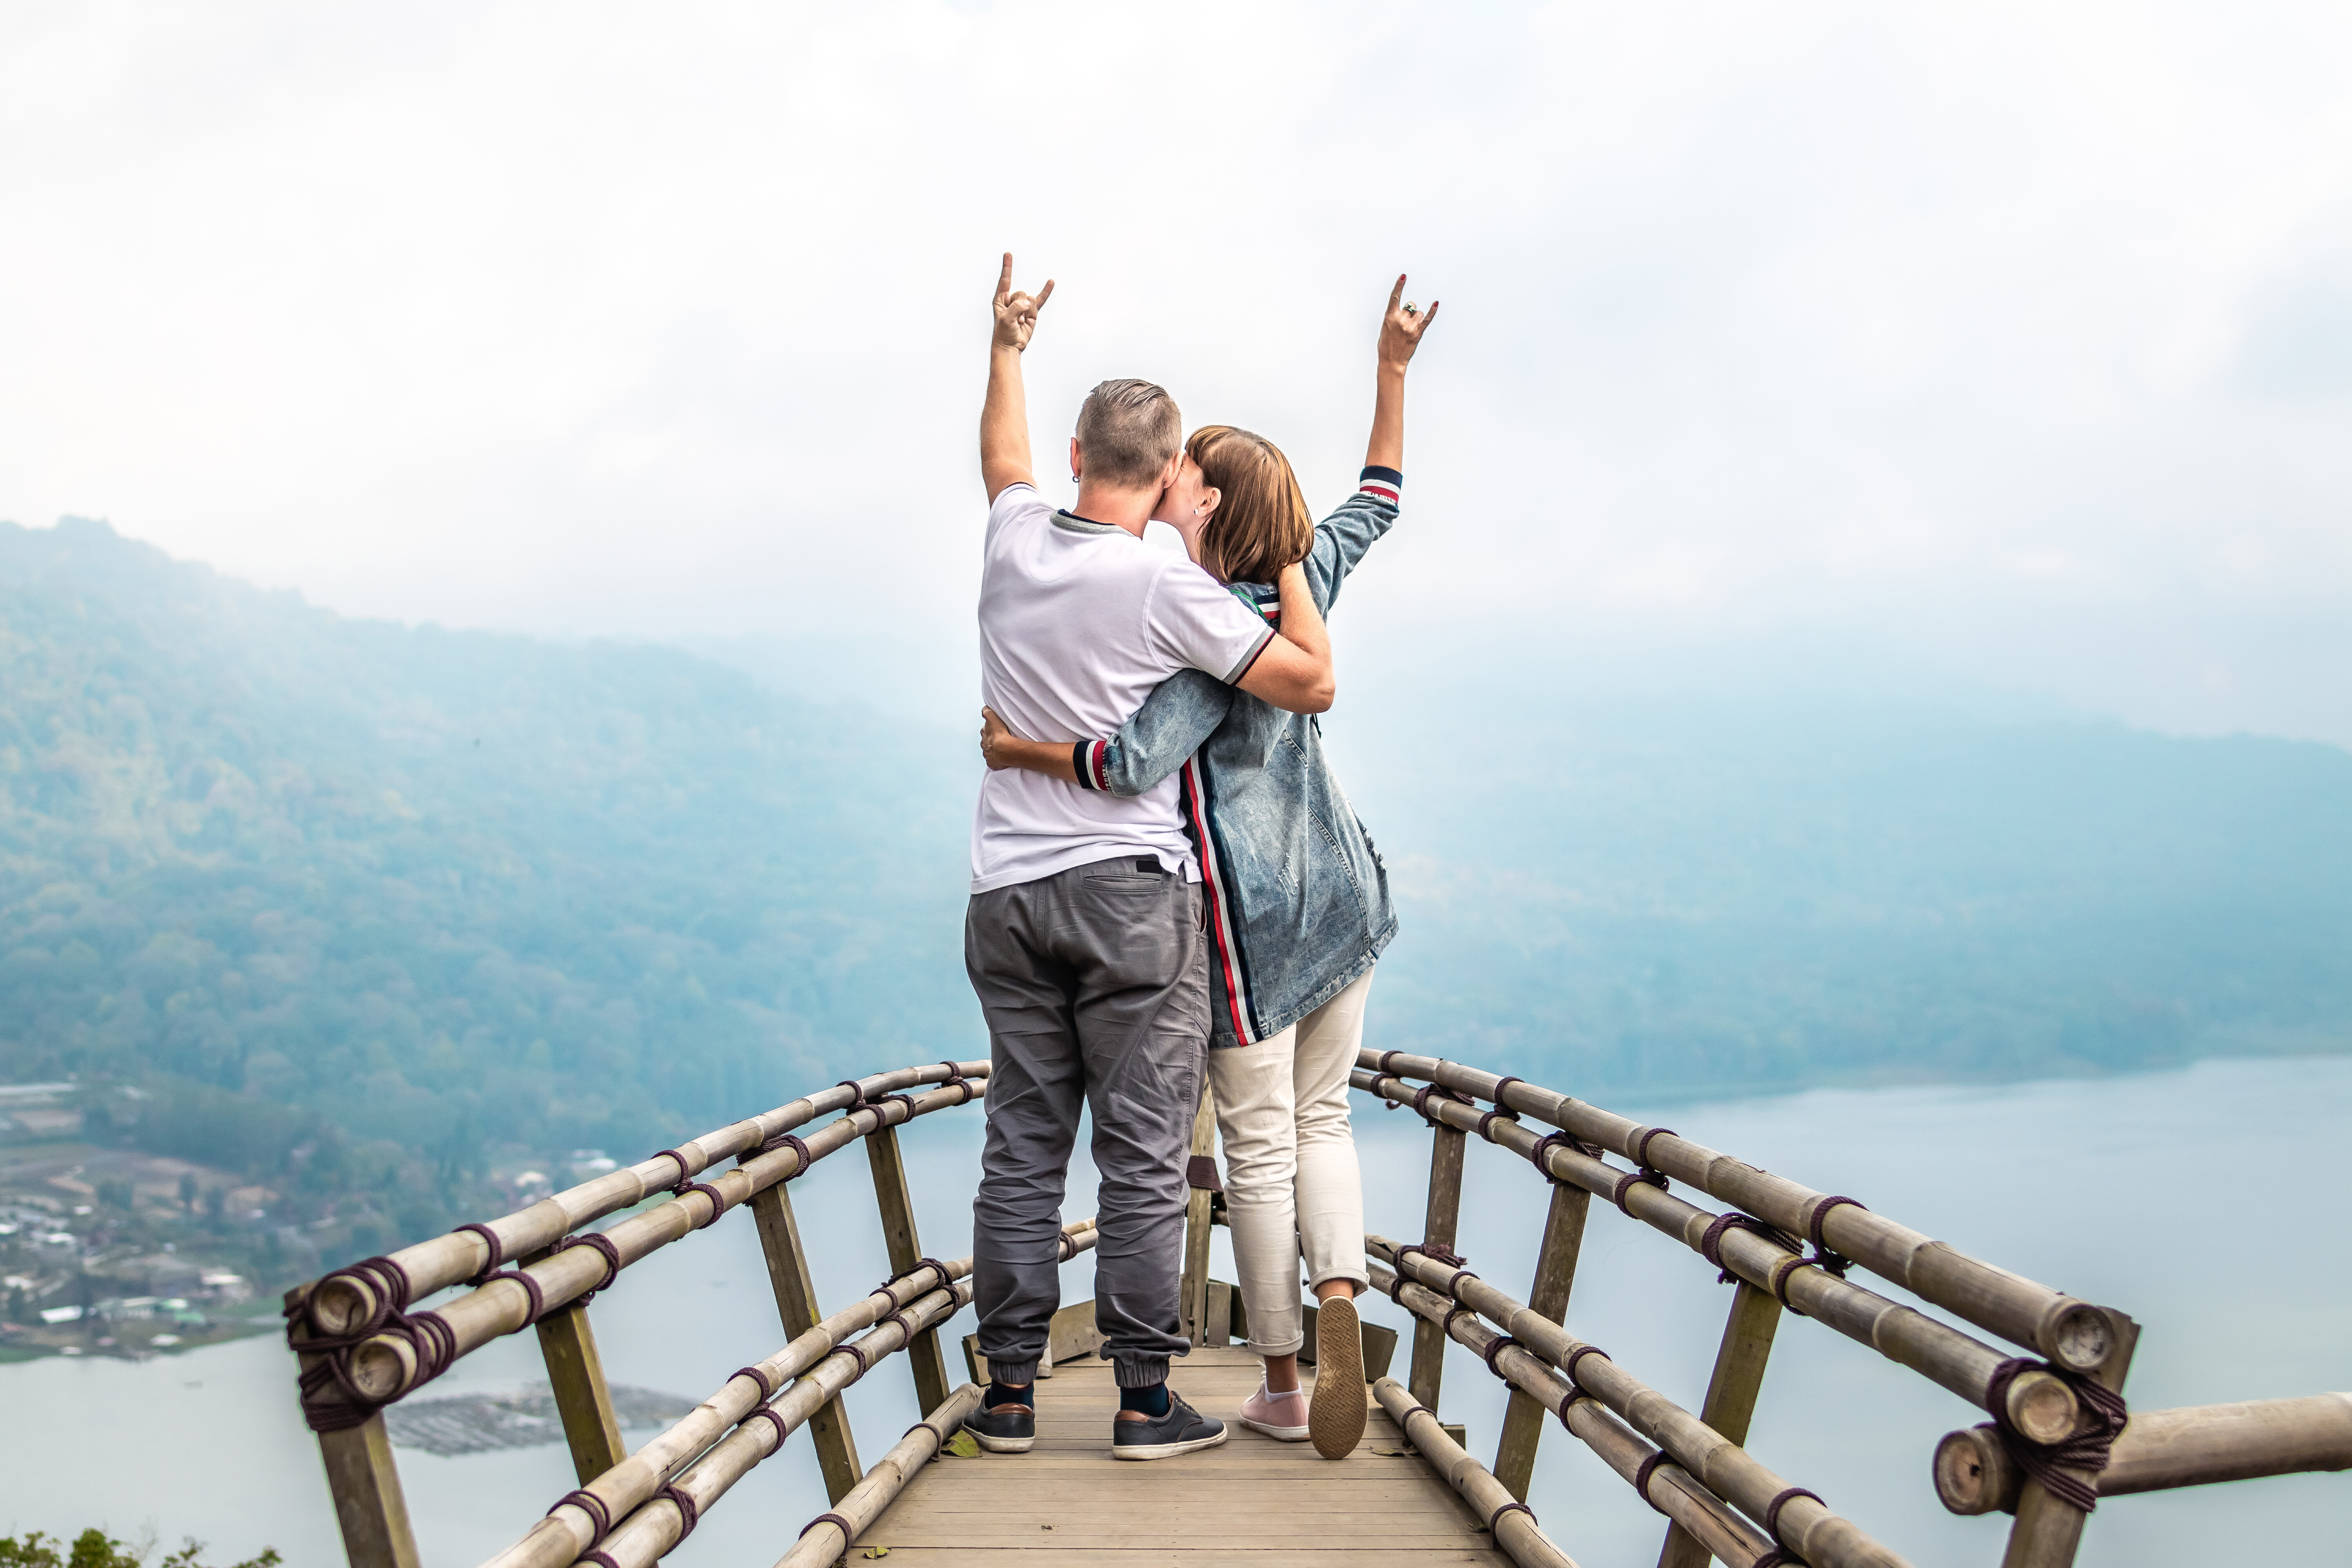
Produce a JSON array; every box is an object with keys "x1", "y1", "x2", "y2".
[{"x1": 848, "y1": 1347, "x2": 1510, "y2": 1565}]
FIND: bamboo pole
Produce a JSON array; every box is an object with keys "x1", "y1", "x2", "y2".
[
  {"x1": 296, "y1": 1060, "x2": 987, "y2": 1341},
  {"x1": 476, "y1": 1223, "x2": 1098, "y2": 1568},
  {"x1": 2098, "y1": 1391, "x2": 2352, "y2": 1494},
  {"x1": 1374, "y1": 1266, "x2": 1784, "y2": 1568},
  {"x1": 1181, "y1": 1081, "x2": 1218, "y2": 1344},
  {"x1": 1494, "y1": 1179, "x2": 1590, "y2": 1502},
  {"x1": 1659, "y1": 1281, "x2": 1783, "y2": 1568},
  {"x1": 1354, "y1": 1069, "x2": 2092, "y2": 1441},
  {"x1": 1409, "y1": 1116, "x2": 1468, "y2": 1412},
  {"x1": 773, "y1": 1383, "x2": 987, "y2": 1568},
  {"x1": 2000, "y1": 1309, "x2": 2136, "y2": 1568},
  {"x1": 864, "y1": 1120, "x2": 953, "y2": 1415},
  {"x1": 1368, "y1": 1377, "x2": 1581, "y2": 1568},
  {"x1": 580, "y1": 1279, "x2": 975, "y2": 1568},
  {"x1": 750, "y1": 1172, "x2": 862, "y2": 1503},
  {"x1": 1359, "y1": 1052, "x2": 2112, "y2": 1372},
  {"x1": 328, "y1": 1082, "x2": 979, "y2": 1412},
  {"x1": 1372, "y1": 1242, "x2": 1912, "y2": 1568},
  {"x1": 532, "y1": 1300, "x2": 626, "y2": 1484}
]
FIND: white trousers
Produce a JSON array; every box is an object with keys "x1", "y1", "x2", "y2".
[{"x1": 1206, "y1": 968, "x2": 1375, "y2": 1358}]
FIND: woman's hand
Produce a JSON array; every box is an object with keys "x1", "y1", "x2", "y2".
[
  {"x1": 1377, "y1": 274, "x2": 1439, "y2": 375},
  {"x1": 980, "y1": 706, "x2": 1086, "y2": 786},
  {"x1": 980, "y1": 706, "x2": 1019, "y2": 770}
]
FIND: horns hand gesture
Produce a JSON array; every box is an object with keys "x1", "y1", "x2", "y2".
[
  {"x1": 1379, "y1": 274, "x2": 1439, "y2": 372},
  {"x1": 993, "y1": 253, "x2": 1055, "y2": 353}
]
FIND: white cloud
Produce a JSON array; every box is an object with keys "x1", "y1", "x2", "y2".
[{"x1": 3, "y1": 0, "x2": 2350, "y2": 739}]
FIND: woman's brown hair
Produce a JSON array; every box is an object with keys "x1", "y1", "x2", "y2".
[{"x1": 1190, "y1": 425, "x2": 1314, "y2": 585}]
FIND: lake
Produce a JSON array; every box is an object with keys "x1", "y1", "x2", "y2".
[{"x1": 4, "y1": 1054, "x2": 2346, "y2": 1567}]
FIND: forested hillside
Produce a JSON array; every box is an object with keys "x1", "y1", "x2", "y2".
[
  {"x1": 4, "y1": 517, "x2": 2350, "y2": 1258},
  {"x1": 0, "y1": 518, "x2": 978, "y2": 1240}
]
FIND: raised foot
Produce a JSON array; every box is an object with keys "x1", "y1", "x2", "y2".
[
  {"x1": 1309, "y1": 1295, "x2": 1368, "y2": 1460},
  {"x1": 1238, "y1": 1381, "x2": 1311, "y2": 1441}
]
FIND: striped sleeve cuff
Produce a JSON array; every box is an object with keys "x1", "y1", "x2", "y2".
[
  {"x1": 1072, "y1": 740, "x2": 1109, "y2": 791},
  {"x1": 1358, "y1": 465, "x2": 1403, "y2": 505},
  {"x1": 1223, "y1": 624, "x2": 1277, "y2": 685}
]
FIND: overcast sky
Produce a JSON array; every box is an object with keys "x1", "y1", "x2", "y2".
[{"x1": 6, "y1": 2, "x2": 2350, "y2": 742}]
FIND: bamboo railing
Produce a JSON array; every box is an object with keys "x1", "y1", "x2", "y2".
[
  {"x1": 283, "y1": 1049, "x2": 2347, "y2": 1568},
  {"x1": 1345, "y1": 1049, "x2": 2351, "y2": 1568}
]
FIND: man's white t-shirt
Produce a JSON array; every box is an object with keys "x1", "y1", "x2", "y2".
[{"x1": 971, "y1": 483, "x2": 1276, "y2": 894}]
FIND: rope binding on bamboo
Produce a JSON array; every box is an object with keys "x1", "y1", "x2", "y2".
[
  {"x1": 1480, "y1": 1334, "x2": 1523, "y2": 1376},
  {"x1": 1699, "y1": 1212, "x2": 1800, "y2": 1283},
  {"x1": 1408, "y1": 1081, "x2": 1475, "y2": 1127},
  {"x1": 742, "y1": 1404, "x2": 791, "y2": 1447},
  {"x1": 732, "y1": 1363, "x2": 780, "y2": 1399},
  {"x1": 1612, "y1": 1164, "x2": 1669, "y2": 1214},
  {"x1": 759, "y1": 1130, "x2": 813, "y2": 1173},
  {"x1": 1979, "y1": 1358, "x2": 2129, "y2": 1512},
  {"x1": 554, "y1": 1232, "x2": 623, "y2": 1303},
  {"x1": 1527, "y1": 1127, "x2": 1604, "y2": 1182},
  {"x1": 1804, "y1": 1194, "x2": 1867, "y2": 1278},
  {"x1": 800, "y1": 1511, "x2": 855, "y2": 1541},
  {"x1": 1763, "y1": 1486, "x2": 1822, "y2": 1539},
  {"x1": 548, "y1": 1488, "x2": 612, "y2": 1543},
  {"x1": 1632, "y1": 1449, "x2": 1672, "y2": 1515},
  {"x1": 657, "y1": 1483, "x2": 699, "y2": 1541},
  {"x1": 1486, "y1": 1499, "x2": 1536, "y2": 1534},
  {"x1": 453, "y1": 1221, "x2": 504, "y2": 1283}
]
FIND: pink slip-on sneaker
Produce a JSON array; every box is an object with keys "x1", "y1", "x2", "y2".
[{"x1": 1238, "y1": 1380, "x2": 1311, "y2": 1441}]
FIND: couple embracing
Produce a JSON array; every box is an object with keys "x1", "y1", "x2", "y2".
[{"x1": 960, "y1": 255, "x2": 1438, "y2": 1464}]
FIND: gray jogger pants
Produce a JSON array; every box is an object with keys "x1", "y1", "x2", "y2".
[{"x1": 965, "y1": 855, "x2": 1208, "y2": 1389}]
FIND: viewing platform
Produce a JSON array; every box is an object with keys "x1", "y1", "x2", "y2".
[{"x1": 278, "y1": 1056, "x2": 2352, "y2": 1568}]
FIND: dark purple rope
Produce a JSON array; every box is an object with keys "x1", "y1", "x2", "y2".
[
  {"x1": 743, "y1": 1405, "x2": 790, "y2": 1447},
  {"x1": 553, "y1": 1232, "x2": 623, "y2": 1303},
  {"x1": 681, "y1": 1181, "x2": 726, "y2": 1227},
  {"x1": 1981, "y1": 1359, "x2": 2129, "y2": 1514},
  {"x1": 652, "y1": 1147, "x2": 693, "y2": 1188},
  {"x1": 1480, "y1": 1336, "x2": 1522, "y2": 1376},
  {"x1": 1527, "y1": 1129, "x2": 1602, "y2": 1183},
  {"x1": 1632, "y1": 1126, "x2": 1677, "y2": 1167},
  {"x1": 839, "y1": 1339, "x2": 871, "y2": 1375},
  {"x1": 1806, "y1": 1194, "x2": 1867, "y2": 1277},
  {"x1": 1377, "y1": 1049, "x2": 1409, "y2": 1076},
  {"x1": 454, "y1": 1222, "x2": 505, "y2": 1283},
  {"x1": 1554, "y1": 1386, "x2": 1584, "y2": 1428},
  {"x1": 1410, "y1": 1082, "x2": 1473, "y2": 1126},
  {"x1": 1633, "y1": 1450, "x2": 1671, "y2": 1514},
  {"x1": 802, "y1": 1512, "x2": 855, "y2": 1541},
  {"x1": 549, "y1": 1488, "x2": 612, "y2": 1542},
  {"x1": 486, "y1": 1268, "x2": 547, "y2": 1325},
  {"x1": 1768, "y1": 1254, "x2": 1812, "y2": 1316},
  {"x1": 659, "y1": 1485, "x2": 699, "y2": 1541},
  {"x1": 1700, "y1": 1213, "x2": 1800, "y2": 1283},
  {"x1": 1395, "y1": 1241, "x2": 1467, "y2": 1272},
  {"x1": 1486, "y1": 1499, "x2": 1535, "y2": 1534},
  {"x1": 733, "y1": 1364, "x2": 779, "y2": 1398},
  {"x1": 835, "y1": 1079, "x2": 867, "y2": 1102},
  {"x1": 761, "y1": 1131, "x2": 812, "y2": 1175},
  {"x1": 1446, "y1": 1270, "x2": 1483, "y2": 1303},
  {"x1": 1611, "y1": 1167, "x2": 1668, "y2": 1215},
  {"x1": 1764, "y1": 1486, "x2": 1822, "y2": 1538},
  {"x1": 1489, "y1": 1074, "x2": 1524, "y2": 1107},
  {"x1": 1564, "y1": 1345, "x2": 1611, "y2": 1391}
]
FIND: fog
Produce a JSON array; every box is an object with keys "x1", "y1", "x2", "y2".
[{"x1": 5, "y1": 2, "x2": 2350, "y2": 741}]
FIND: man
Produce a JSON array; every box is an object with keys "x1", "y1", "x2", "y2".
[{"x1": 963, "y1": 255, "x2": 1336, "y2": 1461}]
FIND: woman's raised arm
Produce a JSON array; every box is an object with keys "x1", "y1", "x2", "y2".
[{"x1": 1365, "y1": 274, "x2": 1438, "y2": 474}]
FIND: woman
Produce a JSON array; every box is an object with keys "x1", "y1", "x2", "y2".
[{"x1": 979, "y1": 277, "x2": 1438, "y2": 1461}]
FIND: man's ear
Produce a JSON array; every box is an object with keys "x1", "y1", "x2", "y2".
[{"x1": 1069, "y1": 435, "x2": 1083, "y2": 482}]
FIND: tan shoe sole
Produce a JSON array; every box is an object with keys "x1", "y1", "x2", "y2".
[{"x1": 1308, "y1": 1295, "x2": 1368, "y2": 1460}]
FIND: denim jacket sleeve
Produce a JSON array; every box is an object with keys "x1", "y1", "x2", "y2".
[
  {"x1": 1304, "y1": 466, "x2": 1403, "y2": 614},
  {"x1": 1072, "y1": 668, "x2": 1236, "y2": 797}
]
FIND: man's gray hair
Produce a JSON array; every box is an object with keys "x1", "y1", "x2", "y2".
[{"x1": 1075, "y1": 378, "x2": 1183, "y2": 490}]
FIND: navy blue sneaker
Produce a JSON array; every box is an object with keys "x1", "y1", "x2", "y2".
[
  {"x1": 963, "y1": 1401, "x2": 1036, "y2": 1454},
  {"x1": 1111, "y1": 1389, "x2": 1227, "y2": 1460}
]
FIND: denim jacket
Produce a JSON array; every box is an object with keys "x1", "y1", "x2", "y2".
[{"x1": 1070, "y1": 467, "x2": 1403, "y2": 1045}]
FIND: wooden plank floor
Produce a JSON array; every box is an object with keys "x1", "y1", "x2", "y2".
[{"x1": 843, "y1": 1347, "x2": 1510, "y2": 1565}]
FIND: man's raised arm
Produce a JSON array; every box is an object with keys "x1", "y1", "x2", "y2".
[{"x1": 980, "y1": 253, "x2": 1054, "y2": 503}]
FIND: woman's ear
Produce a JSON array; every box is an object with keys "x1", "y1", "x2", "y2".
[{"x1": 1195, "y1": 486, "x2": 1222, "y2": 520}]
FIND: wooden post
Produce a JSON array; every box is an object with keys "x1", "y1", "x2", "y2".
[
  {"x1": 314, "y1": 1414, "x2": 422, "y2": 1568},
  {"x1": 1180, "y1": 1082, "x2": 1218, "y2": 1344},
  {"x1": 1657, "y1": 1280, "x2": 1784, "y2": 1568},
  {"x1": 749, "y1": 1181, "x2": 864, "y2": 1503},
  {"x1": 2000, "y1": 1309, "x2": 2140, "y2": 1568},
  {"x1": 534, "y1": 1301, "x2": 628, "y2": 1483},
  {"x1": 1493, "y1": 1178, "x2": 1591, "y2": 1501},
  {"x1": 1408, "y1": 1119, "x2": 1467, "y2": 1412},
  {"x1": 864, "y1": 1122, "x2": 953, "y2": 1414}
]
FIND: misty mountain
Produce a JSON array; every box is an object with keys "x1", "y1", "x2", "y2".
[{"x1": 4, "y1": 518, "x2": 2348, "y2": 1240}]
